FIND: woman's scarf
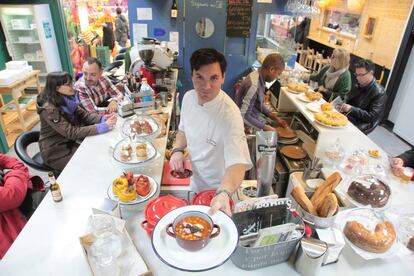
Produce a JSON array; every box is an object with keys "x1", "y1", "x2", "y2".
[
  {"x1": 324, "y1": 66, "x2": 347, "y2": 90},
  {"x1": 62, "y1": 95, "x2": 79, "y2": 116}
]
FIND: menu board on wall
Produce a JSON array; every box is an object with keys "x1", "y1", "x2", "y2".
[{"x1": 226, "y1": 0, "x2": 252, "y2": 37}]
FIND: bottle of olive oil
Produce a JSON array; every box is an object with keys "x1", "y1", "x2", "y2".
[
  {"x1": 48, "y1": 172, "x2": 63, "y2": 202},
  {"x1": 171, "y1": 0, "x2": 178, "y2": 18}
]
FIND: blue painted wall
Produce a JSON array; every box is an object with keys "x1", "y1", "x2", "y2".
[{"x1": 128, "y1": 0, "x2": 287, "y2": 100}]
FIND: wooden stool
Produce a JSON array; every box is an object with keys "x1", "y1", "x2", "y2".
[
  {"x1": 299, "y1": 47, "x2": 312, "y2": 65},
  {"x1": 296, "y1": 43, "x2": 304, "y2": 63}
]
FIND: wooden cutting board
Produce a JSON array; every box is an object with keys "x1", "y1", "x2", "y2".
[{"x1": 161, "y1": 160, "x2": 191, "y2": 186}]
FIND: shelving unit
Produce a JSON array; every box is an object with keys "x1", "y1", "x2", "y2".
[{"x1": 0, "y1": 70, "x2": 41, "y2": 147}]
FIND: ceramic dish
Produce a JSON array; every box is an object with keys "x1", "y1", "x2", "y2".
[
  {"x1": 112, "y1": 138, "x2": 157, "y2": 165},
  {"x1": 306, "y1": 102, "x2": 322, "y2": 113},
  {"x1": 276, "y1": 127, "x2": 297, "y2": 139},
  {"x1": 151, "y1": 205, "x2": 238, "y2": 272},
  {"x1": 107, "y1": 174, "x2": 158, "y2": 205},
  {"x1": 314, "y1": 119, "x2": 347, "y2": 129}
]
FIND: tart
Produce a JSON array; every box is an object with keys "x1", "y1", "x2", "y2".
[
  {"x1": 321, "y1": 102, "x2": 333, "y2": 111},
  {"x1": 305, "y1": 90, "x2": 323, "y2": 101},
  {"x1": 120, "y1": 150, "x2": 132, "y2": 161},
  {"x1": 315, "y1": 111, "x2": 348, "y2": 126},
  {"x1": 112, "y1": 177, "x2": 128, "y2": 196},
  {"x1": 118, "y1": 186, "x2": 137, "y2": 202},
  {"x1": 135, "y1": 175, "x2": 151, "y2": 197}
]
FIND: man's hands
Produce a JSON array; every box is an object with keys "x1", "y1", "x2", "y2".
[
  {"x1": 338, "y1": 103, "x2": 352, "y2": 113},
  {"x1": 270, "y1": 113, "x2": 288, "y2": 128},
  {"x1": 106, "y1": 100, "x2": 118, "y2": 113},
  {"x1": 208, "y1": 191, "x2": 232, "y2": 216},
  {"x1": 170, "y1": 151, "x2": 185, "y2": 172}
]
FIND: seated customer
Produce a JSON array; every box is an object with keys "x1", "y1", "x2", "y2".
[
  {"x1": 0, "y1": 154, "x2": 31, "y2": 259},
  {"x1": 74, "y1": 57, "x2": 123, "y2": 114},
  {"x1": 309, "y1": 48, "x2": 352, "y2": 101},
  {"x1": 37, "y1": 71, "x2": 117, "y2": 174},
  {"x1": 235, "y1": 53, "x2": 288, "y2": 131},
  {"x1": 391, "y1": 149, "x2": 414, "y2": 181},
  {"x1": 337, "y1": 59, "x2": 386, "y2": 134}
]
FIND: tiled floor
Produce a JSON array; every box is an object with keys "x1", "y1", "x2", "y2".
[{"x1": 6, "y1": 123, "x2": 412, "y2": 181}]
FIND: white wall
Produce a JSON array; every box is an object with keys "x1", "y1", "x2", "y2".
[{"x1": 389, "y1": 44, "x2": 414, "y2": 145}]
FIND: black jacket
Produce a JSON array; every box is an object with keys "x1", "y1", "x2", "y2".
[
  {"x1": 398, "y1": 149, "x2": 414, "y2": 168},
  {"x1": 347, "y1": 79, "x2": 387, "y2": 134}
]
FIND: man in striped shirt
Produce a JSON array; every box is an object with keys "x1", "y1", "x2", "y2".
[
  {"x1": 235, "y1": 53, "x2": 287, "y2": 131},
  {"x1": 74, "y1": 57, "x2": 123, "y2": 114}
]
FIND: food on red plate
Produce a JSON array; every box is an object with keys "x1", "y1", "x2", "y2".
[
  {"x1": 344, "y1": 220, "x2": 396, "y2": 253},
  {"x1": 135, "y1": 175, "x2": 151, "y2": 197},
  {"x1": 175, "y1": 216, "x2": 211, "y2": 241}
]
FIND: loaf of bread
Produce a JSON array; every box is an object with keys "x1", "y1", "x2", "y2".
[
  {"x1": 344, "y1": 220, "x2": 396, "y2": 253},
  {"x1": 311, "y1": 172, "x2": 342, "y2": 208},
  {"x1": 291, "y1": 185, "x2": 317, "y2": 215},
  {"x1": 316, "y1": 192, "x2": 338, "y2": 217}
]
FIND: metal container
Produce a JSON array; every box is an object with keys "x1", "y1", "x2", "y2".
[
  {"x1": 294, "y1": 238, "x2": 328, "y2": 276},
  {"x1": 256, "y1": 131, "x2": 278, "y2": 197},
  {"x1": 231, "y1": 207, "x2": 304, "y2": 270}
]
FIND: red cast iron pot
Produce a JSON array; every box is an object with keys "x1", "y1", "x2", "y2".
[
  {"x1": 191, "y1": 190, "x2": 234, "y2": 212},
  {"x1": 141, "y1": 195, "x2": 188, "y2": 237}
]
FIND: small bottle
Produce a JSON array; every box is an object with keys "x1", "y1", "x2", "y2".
[
  {"x1": 171, "y1": 0, "x2": 178, "y2": 18},
  {"x1": 48, "y1": 172, "x2": 63, "y2": 202}
]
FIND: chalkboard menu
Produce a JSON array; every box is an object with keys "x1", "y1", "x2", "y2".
[{"x1": 226, "y1": 0, "x2": 252, "y2": 37}]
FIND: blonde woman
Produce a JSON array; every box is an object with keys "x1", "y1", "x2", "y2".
[{"x1": 309, "y1": 48, "x2": 352, "y2": 101}]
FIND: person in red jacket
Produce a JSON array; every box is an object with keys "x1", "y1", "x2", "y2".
[{"x1": 0, "y1": 154, "x2": 31, "y2": 259}]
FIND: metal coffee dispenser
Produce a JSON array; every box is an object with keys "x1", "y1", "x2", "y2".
[{"x1": 256, "y1": 131, "x2": 278, "y2": 197}]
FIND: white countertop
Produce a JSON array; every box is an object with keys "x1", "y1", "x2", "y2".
[{"x1": 1, "y1": 80, "x2": 414, "y2": 275}]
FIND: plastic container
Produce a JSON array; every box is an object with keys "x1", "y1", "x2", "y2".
[{"x1": 140, "y1": 78, "x2": 153, "y2": 102}]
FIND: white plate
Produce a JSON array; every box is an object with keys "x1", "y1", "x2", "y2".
[
  {"x1": 112, "y1": 138, "x2": 157, "y2": 165},
  {"x1": 286, "y1": 88, "x2": 304, "y2": 94},
  {"x1": 297, "y1": 94, "x2": 318, "y2": 103},
  {"x1": 314, "y1": 119, "x2": 347, "y2": 128},
  {"x1": 151, "y1": 205, "x2": 239, "y2": 272},
  {"x1": 306, "y1": 102, "x2": 322, "y2": 113},
  {"x1": 121, "y1": 115, "x2": 160, "y2": 140},
  {"x1": 107, "y1": 174, "x2": 158, "y2": 205}
]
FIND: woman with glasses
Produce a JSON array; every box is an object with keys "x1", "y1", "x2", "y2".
[
  {"x1": 309, "y1": 48, "x2": 352, "y2": 101},
  {"x1": 36, "y1": 71, "x2": 117, "y2": 174}
]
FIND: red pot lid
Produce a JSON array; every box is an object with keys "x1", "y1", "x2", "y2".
[
  {"x1": 191, "y1": 190, "x2": 234, "y2": 210},
  {"x1": 144, "y1": 195, "x2": 187, "y2": 226}
]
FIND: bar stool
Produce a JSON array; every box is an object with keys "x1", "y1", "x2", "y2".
[
  {"x1": 313, "y1": 53, "x2": 330, "y2": 72},
  {"x1": 304, "y1": 48, "x2": 316, "y2": 69},
  {"x1": 299, "y1": 47, "x2": 311, "y2": 65}
]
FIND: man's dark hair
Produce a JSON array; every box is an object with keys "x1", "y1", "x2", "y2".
[
  {"x1": 86, "y1": 57, "x2": 102, "y2": 70},
  {"x1": 355, "y1": 59, "x2": 375, "y2": 73},
  {"x1": 116, "y1": 7, "x2": 122, "y2": 15},
  {"x1": 190, "y1": 48, "x2": 227, "y2": 76}
]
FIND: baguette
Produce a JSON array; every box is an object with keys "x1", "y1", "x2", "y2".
[
  {"x1": 310, "y1": 172, "x2": 342, "y2": 208},
  {"x1": 316, "y1": 192, "x2": 338, "y2": 217},
  {"x1": 291, "y1": 185, "x2": 317, "y2": 215}
]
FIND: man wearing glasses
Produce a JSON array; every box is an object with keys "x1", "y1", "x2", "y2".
[
  {"x1": 337, "y1": 59, "x2": 387, "y2": 134},
  {"x1": 74, "y1": 57, "x2": 123, "y2": 114}
]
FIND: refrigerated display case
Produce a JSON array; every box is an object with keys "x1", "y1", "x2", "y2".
[{"x1": 0, "y1": 4, "x2": 62, "y2": 86}]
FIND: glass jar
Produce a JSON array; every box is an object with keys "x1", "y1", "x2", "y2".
[{"x1": 325, "y1": 139, "x2": 345, "y2": 169}]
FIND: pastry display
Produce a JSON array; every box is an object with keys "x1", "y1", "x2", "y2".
[
  {"x1": 347, "y1": 175, "x2": 391, "y2": 208},
  {"x1": 321, "y1": 102, "x2": 333, "y2": 111},
  {"x1": 130, "y1": 119, "x2": 153, "y2": 135},
  {"x1": 315, "y1": 111, "x2": 348, "y2": 127},
  {"x1": 343, "y1": 220, "x2": 396, "y2": 253},
  {"x1": 291, "y1": 172, "x2": 342, "y2": 218},
  {"x1": 287, "y1": 83, "x2": 309, "y2": 93},
  {"x1": 305, "y1": 90, "x2": 323, "y2": 101},
  {"x1": 408, "y1": 235, "x2": 414, "y2": 251},
  {"x1": 136, "y1": 143, "x2": 148, "y2": 161},
  {"x1": 111, "y1": 172, "x2": 152, "y2": 202}
]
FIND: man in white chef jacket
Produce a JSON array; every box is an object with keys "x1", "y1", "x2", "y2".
[{"x1": 170, "y1": 48, "x2": 252, "y2": 215}]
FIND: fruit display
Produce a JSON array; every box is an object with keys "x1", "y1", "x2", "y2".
[{"x1": 112, "y1": 172, "x2": 151, "y2": 202}]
